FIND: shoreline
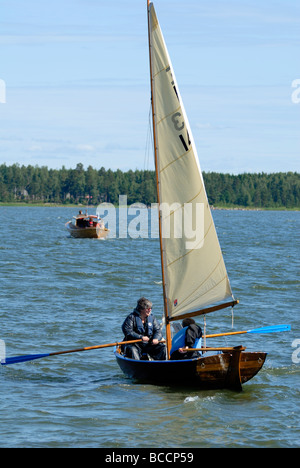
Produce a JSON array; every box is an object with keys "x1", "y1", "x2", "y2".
[{"x1": 0, "y1": 202, "x2": 299, "y2": 211}]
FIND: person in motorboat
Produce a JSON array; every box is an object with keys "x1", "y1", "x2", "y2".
[
  {"x1": 170, "y1": 318, "x2": 202, "y2": 360},
  {"x1": 121, "y1": 297, "x2": 167, "y2": 361}
]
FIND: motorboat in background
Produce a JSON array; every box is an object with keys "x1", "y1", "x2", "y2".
[{"x1": 65, "y1": 211, "x2": 109, "y2": 239}]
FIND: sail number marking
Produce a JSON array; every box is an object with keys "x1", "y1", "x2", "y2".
[
  {"x1": 171, "y1": 112, "x2": 191, "y2": 152},
  {"x1": 171, "y1": 112, "x2": 184, "y2": 131},
  {"x1": 166, "y1": 67, "x2": 191, "y2": 153}
]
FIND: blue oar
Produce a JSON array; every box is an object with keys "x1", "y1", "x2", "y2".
[
  {"x1": 1, "y1": 325, "x2": 290, "y2": 365},
  {"x1": 247, "y1": 324, "x2": 291, "y2": 334},
  {"x1": 206, "y1": 324, "x2": 291, "y2": 339},
  {"x1": 3, "y1": 353, "x2": 50, "y2": 365},
  {"x1": 0, "y1": 338, "x2": 145, "y2": 366}
]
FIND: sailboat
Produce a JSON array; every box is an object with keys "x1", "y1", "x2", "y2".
[{"x1": 115, "y1": 1, "x2": 267, "y2": 390}]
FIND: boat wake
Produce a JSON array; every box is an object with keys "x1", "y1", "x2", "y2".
[{"x1": 184, "y1": 396, "x2": 199, "y2": 403}]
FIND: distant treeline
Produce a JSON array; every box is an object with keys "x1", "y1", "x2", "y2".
[{"x1": 0, "y1": 163, "x2": 299, "y2": 209}]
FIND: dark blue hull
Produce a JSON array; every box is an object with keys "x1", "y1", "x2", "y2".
[{"x1": 115, "y1": 348, "x2": 267, "y2": 390}]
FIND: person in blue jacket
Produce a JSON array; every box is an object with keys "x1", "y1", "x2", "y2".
[
  {"x1": 170, "y1": 318, "x2": 203, "y2": 360},
  {"x1": 122, "y1": 297, "x2": 167, "y2": 360}
]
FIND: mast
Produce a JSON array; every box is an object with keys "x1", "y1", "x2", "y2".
[
  {"x1": 147, "y1": 0, "x2": 172, "y2": 358},
  {"x1": 147, "y1": 1, "x2": 237, "y2": 358}
]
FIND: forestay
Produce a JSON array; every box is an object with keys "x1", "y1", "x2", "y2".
[{"x1": 148, "y1": 3, "x2": 233, "y2": 321}]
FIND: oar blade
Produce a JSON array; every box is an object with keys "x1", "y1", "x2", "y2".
[
  {"x1": 1, "y1": 353, "x2": 50, "y2": 366},
  {"x1": 248, "y1": 324, "x2": 291, "y2": 334}
]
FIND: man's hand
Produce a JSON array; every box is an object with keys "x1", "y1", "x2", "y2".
[{"x1": 142, "y1": 337, "x2": 159, "y2": 345}]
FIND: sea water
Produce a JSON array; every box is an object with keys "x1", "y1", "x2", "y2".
[{"x1": 0, "y1": 207, "x2": 299, "y2": 448}]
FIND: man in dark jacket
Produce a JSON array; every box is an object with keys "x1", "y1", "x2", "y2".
[
  {"x1": 170, "y1": 318, "x2": 203, "y2": 360},
  {"x1": 122, "y1": 297, "x2": 166, "y2": 360}
]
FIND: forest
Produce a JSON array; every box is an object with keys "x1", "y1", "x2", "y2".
[{"x1": 0, "y1": 163, "x2": 299, "y2": 209}]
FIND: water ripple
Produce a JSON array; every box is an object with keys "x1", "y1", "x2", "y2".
[{"x1": 0, "y1": 207, "x2": 299, "y2": 448}]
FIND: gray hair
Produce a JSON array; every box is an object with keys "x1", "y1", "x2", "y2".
[{"x1": 136, "y1": 297, "x2": 153, "y2": 311}]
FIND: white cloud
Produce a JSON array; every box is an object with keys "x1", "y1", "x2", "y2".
[{"x1": 76, "y1": 144, "x2": 94, "y2": 152}]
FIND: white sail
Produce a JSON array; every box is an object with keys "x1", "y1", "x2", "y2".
[{"x1": 148, "y1": 3, "x2": 233, "y2": 320}]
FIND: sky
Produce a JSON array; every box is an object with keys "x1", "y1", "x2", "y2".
[{"x1": 0, "y1": 0, "x2": 299, "y2": 174}]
